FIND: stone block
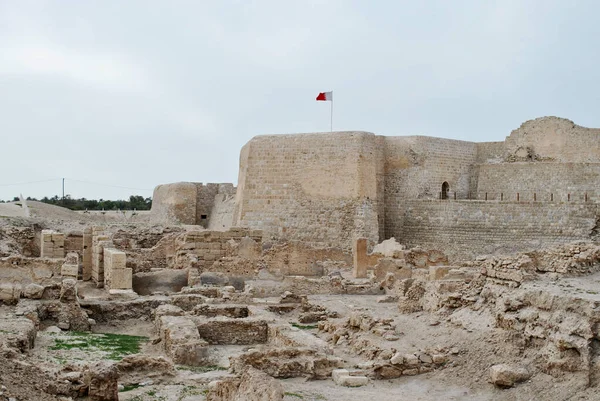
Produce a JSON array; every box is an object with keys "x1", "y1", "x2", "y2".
[
  {"x1": 352, "y1": 238, "x2": 368, "y2": 278},
  {"x1": 332, "y1": 369, "x2": 369, "y2": 387},
  {"x1": 110, "y1": 268, "x2": 132, "y2": 290},
  {"x1": 61, "y1": 264, "x2": 79, "y2": 278}
]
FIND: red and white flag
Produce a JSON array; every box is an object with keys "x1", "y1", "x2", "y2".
[{"x1": 316, "y1": 91, "x2": 333, "y2": 101}]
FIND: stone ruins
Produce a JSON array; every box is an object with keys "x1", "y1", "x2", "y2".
[{"x1": 1, "y1": 116, "x2": 600, "y2": 401}]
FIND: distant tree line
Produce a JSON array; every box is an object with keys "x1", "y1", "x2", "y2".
[{"x1": 2, "y1": 195, "x2": 152, "y2": 211}]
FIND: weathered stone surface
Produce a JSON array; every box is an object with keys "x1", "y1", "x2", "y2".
[
  {"x1": 332, "y1": 369, "x2": 369, "y2": 387},
  {"x1": 85, "y1": 361, "x2": 119, "y2": 401},
  {"x1": 157, "y1": 315, "x2": 209, "y2": 366},
  {"x1": 489, "y1": 364, "x2": 531, "y2": 387},
  {"x1": 234, "y1": 367, "x2": 284, "y2": 400},
  {"x1": 59, "y1": 278, "x2": 78, "y2": 303},
  {"x1": 230, "y1": 347, "x2": 342, "y2": 379},
  {"x1": 194, "y1": 317, "x2": 268, "y2": 345},
  {"x1": 132, "y1": 269, "x2": 188, "y2": 295},
  {"x1": 0, "y1": 317, "x2": 37, "y2": 352},
  {"x1": 0, "y1": 282, "x2": 22, "y2": 304},
  {"x1": 117, "y1": 355, "x2": 175, "y2": 383}
]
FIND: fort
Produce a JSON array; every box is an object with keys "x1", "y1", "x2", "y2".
[
  {"x1": 3, "y1": 116, "x2": 600, "y2": 400},
  {"x1": 153, "y1": 116, "x2": 600, "y2": 260}
]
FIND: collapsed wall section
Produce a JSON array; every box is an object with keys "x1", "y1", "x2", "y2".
[
  {"x1": 232, "y1": 131, "x2": 384, "y2": 250},
  {"x1": 504, "y1": 117, "x2": 600, "y2": 163}
]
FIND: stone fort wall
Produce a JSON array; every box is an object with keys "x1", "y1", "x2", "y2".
[
  {"x1": 398, "y1": 200, "x2": 598, "y2": 260},
  {"x1": 231, "y1": 132, "x2": 384, "y2": 250},
  {"x1": 153, "y1": 116, "x2": 600, "y2": 259},
  {"x1": 475, "y1": 162, "x2": 600, "y2": 202},
  {"x1": 151, "y1": 182, "x2": 236, "y2": 228}
]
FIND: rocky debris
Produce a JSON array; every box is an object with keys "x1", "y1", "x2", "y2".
[
  {"x1": 374, "y1": 258, "x2": 411, "y2": 282},
  {"x1": 192, "y1": 304, "x2": 249, "y2": 318},
  {"x1": 82, "y1": 361, "x2": 119, "y2": 401},
  {"x1": 0, "y1": 317, "x2": 37, "y2": 353},
  {"x1": 152, "y1": 303, "x2": 185, "y2": 321},
  {"x1": 132, "y1": 269, "x2": 188, "y2": 295},
  {"x1": 170, "y1": 293, "x2": 207, "y2": 310},
  {"x1": 0, "y1": 283, "x2": 22, "y2": 305},
  {"x1": 404, "y1": 247, "x2": 448, "y2": 269},
  {"x1": 59, "y1": 279, "x2": 78, "y2": 303},
  {"x1": 372, "y1": 238, "x2": 405, "y2": 258},
  {"x1": 156, "y1": 315, "x2": 209, "y2": 365},
  {"x1": 370, "y1": 349, "x2": 447, "y2": 379},
  {"x1": 180, "y1": 285, "x2": 222, "y2": 298},
  {"x1": 117, "y1": 355, "x2": 175, "y2": 384},
  {"x1": 235, "y1": 367, "x2": 284, "y2": 400},
  {"x1": 397, "y1": 280, "x2": 426, "y2": 313},
  {"x1": 474, "y1": 242, "x2": 600, "y2": 283},
  {"x1": 207, "y1": 367, "x2": 284, "y2": 401},
  {"x1": 80, "y1": 297, "x2": 170, "y2": 322},
  {"x1": 279, "y1": 291, "x2": 302, "y2": 304},
  {"x1": 194, "y1": 317, "x2": 269, "y2": 345},
  {"x1": 230, "y1": 347, "x2": 343, "y2": 379},
  {"x1": 332, "y1": 369, "x2": 369, "y2": 387},
  {"x1": 23, "y1": 283, "x2": 44, "y2": 299},
  {"x1": 489, "y1": 364, "x2": 532, "y2": 387},
  {"x1": 55, "y1": 279, "x2": 90, "y2": 331},
  {"x1": 297, "y1": 297, "x2": 338, "y2": 323}
]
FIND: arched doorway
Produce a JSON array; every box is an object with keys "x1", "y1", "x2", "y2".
[{"x1": 441, "y1": 182, "x2": 450, "y2": 200}]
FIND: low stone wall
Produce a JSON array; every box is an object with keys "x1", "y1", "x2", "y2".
[
  {"x1": 173, "y1": 228, "x2": 262, "y2": 271},
  {"x1": 193, "y1": 317, "x2": 269, "y2": 345}
]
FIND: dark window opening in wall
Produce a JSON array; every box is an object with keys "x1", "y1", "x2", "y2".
[
  {"x1": 200, "y1": 214, "x2": 208, "y2": 219},
  {"x1": 441, "y1": 182, "x2": 450, "y2": 200}
]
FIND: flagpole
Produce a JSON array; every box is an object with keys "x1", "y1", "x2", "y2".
[{"x1": 330, "y1": 99, "x2": 333, "y2": 132}]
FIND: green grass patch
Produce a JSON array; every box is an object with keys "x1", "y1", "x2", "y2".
[
  {"x1": 177, "y1": 385, "x2": 203, "y2": 401},
  {"x1": 290, "y1": 322, "x2": 318, "y2": 330},
  {"x1": 50, "y1": 332, "x2": 148, "y2": 360},
  {"x1": 285, "y1": 392, "x2": 305, "y2": 399}
]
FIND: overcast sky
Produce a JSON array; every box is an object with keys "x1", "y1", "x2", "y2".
[{"x1": 1, "y1": 0, "x2": 599, "y2": 201}]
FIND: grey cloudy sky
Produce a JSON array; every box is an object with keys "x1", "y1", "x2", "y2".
[{"x1": 1, "y1": 0, "x2": 599, "y2": 201}]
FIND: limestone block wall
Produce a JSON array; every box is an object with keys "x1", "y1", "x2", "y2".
[
  {"x1": 475, "y1": 141, "x2": 505, "y2": 164},
  {"x1": 91, "y1": 227, "x2": 111, "y2": 287},
  {"x1": 151, "y1": 182, "x2": 198, "y2": 225},
  {"x1": 475, "y1": 162, "x2": 600, "y2": 202},
  {"x1": 397, "y1": 200, "x2": 598, "y2": 261},
  {"x1": 40, "y1": 230, "x2": 65, "y2": 259},
  {"x1": 173, "y1": 227, "x2": 262, "y2": 271},
  {"x1": 232, "y1": 132, "x2": 384, "y2": 250},
  {"x1": 383, "y1": 136, "x2": 478, "y2": 241},
  {"x1": 64, "y1": 233, "x2": 83, "y2": 258},
  {"x1": 103, "y1": 248, "x2": 132, "y2": 290},
  {"x1": 82, "y1": 228, "x2": 92, "y2": 281},
  {"x1": 196, "y1": 183, "x2": 236, "y2": 227},
  {"x1": 151, "y1": 182, "x2": 237, "y2": 227},
  {"x1": 61, "y1": 252, "x2": 79, "y2": 278},
  {"x1": 207, "y1": 192, "x2": 236, "y2": 230}
]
